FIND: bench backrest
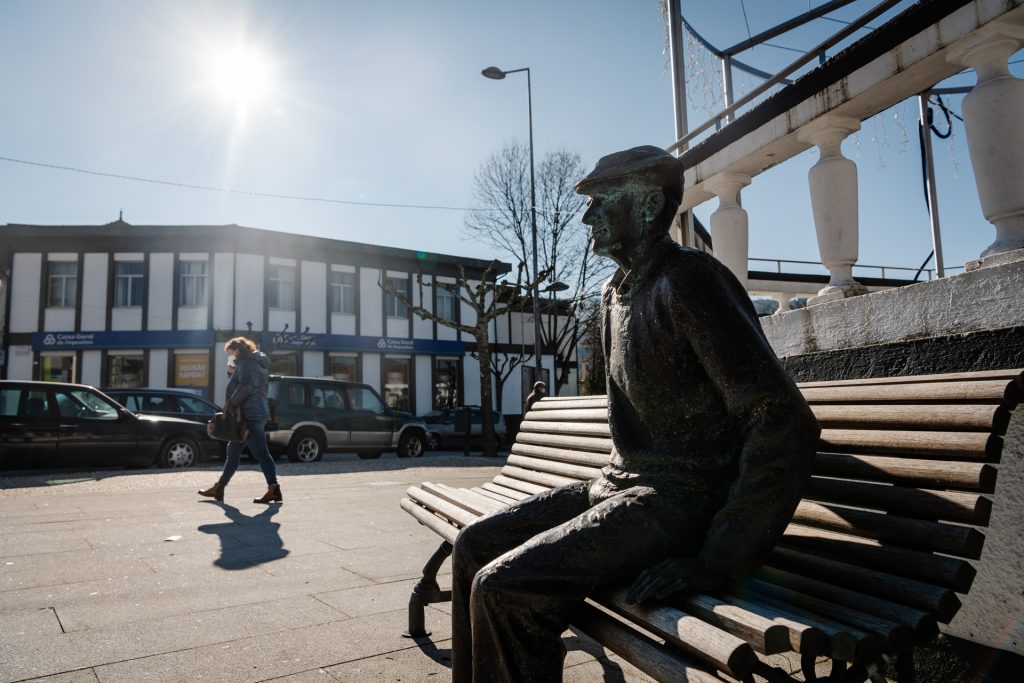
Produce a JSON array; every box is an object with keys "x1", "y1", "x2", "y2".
[{"x1": 505, "y1": 369, "x2": 1022, "y2": 637}]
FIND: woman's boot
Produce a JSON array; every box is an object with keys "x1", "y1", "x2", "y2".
[
  {"x1": 253, "y1": 484, "x2": 283, "y2": 504},
  {"x1": 197, "y1": 482, "x2": 225, "y2": 501}
]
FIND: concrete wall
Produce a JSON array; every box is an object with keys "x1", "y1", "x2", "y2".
[{"x1": 762, "y1": 250, "x2": 1024, "y2": 380}]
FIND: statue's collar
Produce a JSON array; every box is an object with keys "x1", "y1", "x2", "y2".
[{"x1": 608, "y1": 237, "x2": 675, "y2": 301}]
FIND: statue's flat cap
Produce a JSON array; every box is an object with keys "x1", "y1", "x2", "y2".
[{"x1": 575, "y1": 145, "x2": 683, "y2": 194}]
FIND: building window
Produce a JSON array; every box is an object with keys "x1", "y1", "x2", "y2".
[
  {"x1": 107, "y1": 354, "x2": 144, "y2": 388},
  {"x1": 432, "y1": 357, "x2": 461, "y2": 410},
  {"x1": 330, "y1": 271, "x2": 356, "y2": 314},
  {"x1": 114, "y1": 261, "x2": 145, "y2": 307},
  {"x1": 47, "y1": 261, "x2": 78, "y2": 308},
  {"x1": 385, "y1": 277, "x2": 408, "y2": 318},
  {"x1": 436, "y1": 285, "x2": 457, "y2": 322},
  {"x1": 40, "y1": 354, "x2": 76, "y2": 383},
  {"x1": 179, "y1": 260, "x2": 207, "y2": 306},
  {"x1": 268, "y1": 265, "x2": 296, "y2": 310},
  {"x1": 383, "y1": 356, "x2": 411, "y2": 412},
  {"x1": 328, "y1": 354, "x2": 359, "y2": 382},
  {"x1": 270, "y1": 351, "x2": 298, "y2": 376}
]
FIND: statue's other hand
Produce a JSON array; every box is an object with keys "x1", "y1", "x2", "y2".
[{"x1": 625, "y1": 558, "x2": 724, "y2": 604}]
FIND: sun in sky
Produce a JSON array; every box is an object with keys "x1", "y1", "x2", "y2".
[{"x1": 205, "y1": 42, "x2": 278, "y2": 111}]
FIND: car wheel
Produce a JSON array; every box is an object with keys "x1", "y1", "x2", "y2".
[
  {"x1": 356, "y1": 451, "x2": 383, "y2": 460},
  {"x1": 397, "y1": 431, "x2": 426, "y2": 458},
  {"x1": 159, "y1": 436, "x2": 199, "y2": 468},
  {"x1": 288, "y1": 430, "x2": 325, "y2": 463},
  {"x1": 426, "y1": 432, "x2": 441, "y2": 451}
]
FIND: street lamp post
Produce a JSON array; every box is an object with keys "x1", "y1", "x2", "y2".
[{"x1": 482, "y1": 65, "x2": 543, "y2": 382}]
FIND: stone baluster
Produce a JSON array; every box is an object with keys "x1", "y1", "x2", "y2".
[
  {"x1": 798, "y1": 116, "x2": 868, "y2": 305},
  {"x1": 948, "y1": 24, "x2": 1024, "y2": 264},
  {"x1": 702, "y1": 172, "x2": 751, "y2": 289}
]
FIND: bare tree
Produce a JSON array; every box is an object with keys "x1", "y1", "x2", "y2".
[
  {"x1": 381, "y1": 261, "x2": 550, "y2": 457},
  {"x1": 464, "y1": 142, "x2": 613, "y2": 395}
]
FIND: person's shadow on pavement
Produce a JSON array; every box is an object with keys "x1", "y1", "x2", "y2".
[{"x1": 198, "y1": 502, "x2": 289, "y2": 570}]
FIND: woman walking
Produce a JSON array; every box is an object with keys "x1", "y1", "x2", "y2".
[{"x1": 198, "y1": 337, "x2": 282, "y2": 504}]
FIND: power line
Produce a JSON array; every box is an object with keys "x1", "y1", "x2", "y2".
[
  {"x1": 0, "y1": 155, "x2": 485, "y2": 213},
  {"x1": 739, "y1": 0, "x2": 754, "y2": 44}
]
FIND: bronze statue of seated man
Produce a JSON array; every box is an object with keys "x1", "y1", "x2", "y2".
[{"x1": 451, "y1": 145, "x2": 820, "y2": 683}]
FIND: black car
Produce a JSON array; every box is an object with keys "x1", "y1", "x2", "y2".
[
  {"x1": 0, "y1": 381, "x2": 219, "y2": 469},
  {"x1": 103, "y1": 388, "x2": 221, "y2": 422},
  {"x1": 421, "y1": 406, "x2": 507, "y2": 451}
]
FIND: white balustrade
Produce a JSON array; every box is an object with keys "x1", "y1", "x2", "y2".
[
  {"x1": 798, "y1": 116, "x2": 868, "y2": 305},
  {"x1": 702, "y1": 172, "x2": 752, "y2": 289},
  {"x1": 949, "y1": 23, "x2": 1024, "y2": 261}
]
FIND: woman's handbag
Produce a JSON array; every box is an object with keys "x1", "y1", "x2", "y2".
[{"x1": 207, "y1": 408, "x2": 249, "y2": 442}]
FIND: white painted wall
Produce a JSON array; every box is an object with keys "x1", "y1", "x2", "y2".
[
  {"x1": 148, "y1": 253, "x2": 173, "y2": 331},
  {"x1": 7, "y1": 346, "x2": 33, "y2": 380},
  {"x1": 415, "y1": 355, "x2": 432, "y2": 415},
  {"x1": 360, "y1": 268, "x2": 382, "y2": 336},
  {"x1": 111, "y1": 308, "x2": 143, "y2": 331},
  {"x1": 80, "y1": 350, "x2": 102, "y2": 387},
  {"x1": 301, "y1": 260, "x2": 327, "y2": 334},
  {"x1": 267, "y1": 309, "x2": 295, "y2": 335},
  {"x1": 176, "y1": 306, "x2": 207, "y2": 330},
  {"x1": 212, "y1": 253, "x2": 235, "y2": 332},
  {"x1": 463, "y1": 354, "x2": 481, "y2": 406},
  {"x1": 234, "y1": 254, "x2": 264, "y2": 330},
  {"x1": 413, "y1": 277, "x2": 432, "y2": 339},
  {"x1": 10, "y1": 253, "x2": 41, "y2": 333},
  {"x1": 362, "y1": 353, "x2": 381, "y2": 393},
  {"x1": 148, "y1": 350, "x2": 169, "y2": 388},
  {"x1": 81, "y1": 254, "x2": 107, "y2": 330},
  {"x1": 331, "y1": 314, "x2": 356, "y2": 335},
  {"x1": 303, "y1": 350, "x2": 324, "y2": 378},
  {"x1": 43, "y1": 309, "x2": 75, "y2": 332}
]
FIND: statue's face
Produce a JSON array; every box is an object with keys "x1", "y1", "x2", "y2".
[{"x1": 581, "y1": 185, "x2": 636, "y2": 259}]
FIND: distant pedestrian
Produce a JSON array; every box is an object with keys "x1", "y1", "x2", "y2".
[
  {"x1": 524, "y1": 380, "x2": 547, "y2": 414},
  {"x1": 198, "y1": 337, "x2": 282, "y2": 504}
]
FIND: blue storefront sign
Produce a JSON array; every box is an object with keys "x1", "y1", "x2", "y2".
[
  {"x1": 261, "y1": 331, "x2": 466, "y2": 356},
  {"x1": 32, "y1": 330, "x2": 216, "y2": 351}
]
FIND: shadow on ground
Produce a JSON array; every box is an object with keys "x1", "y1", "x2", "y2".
[{"x1": 197, "y1": 502, "x2": 289, "y2": 570}]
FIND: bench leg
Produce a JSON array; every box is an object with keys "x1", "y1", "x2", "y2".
[{"x1": 403, "y1": 540, "x2": 453, "y2": 638}]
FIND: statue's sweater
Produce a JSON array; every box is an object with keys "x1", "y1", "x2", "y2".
[{"x1": 593, "y1": 237, "x2": 820, "y2": 581}]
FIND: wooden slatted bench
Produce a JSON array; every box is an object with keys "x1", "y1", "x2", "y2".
[{"x1": 400, "y1": 369, "x2": 1022, "y2": 682}]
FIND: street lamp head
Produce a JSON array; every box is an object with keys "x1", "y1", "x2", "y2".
[
  {"x1": 545, "y1": 281, "x2": 570, "y2": 293},
  {"x1": 481, "y1": 66, "x2": 506, "y2": 80}
]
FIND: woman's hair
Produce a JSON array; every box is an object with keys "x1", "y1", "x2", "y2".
[{"x1": 224, "y1": 336, "x2": 258, "y2": 357}]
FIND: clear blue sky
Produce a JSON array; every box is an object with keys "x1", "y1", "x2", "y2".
[{"x1": 1, "y1": 1, "x2": 1017, "y2": 275}]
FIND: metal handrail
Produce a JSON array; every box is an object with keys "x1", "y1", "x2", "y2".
[
  {"x1": 748, "y1": 257, "x2": 965, "y2": 280},
  {"x1": 667, "y1": 0, "x2": 904, "y2": 153}
]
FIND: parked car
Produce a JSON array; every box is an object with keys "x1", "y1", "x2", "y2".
[
  {"x1": 0, "y1": 381, "x2": 219, "y2": 469},
  {"x1": 421, "y1": 406, "x2": 506, "y2": 451},
  {"x1": 102, "y1": 388, "x2": 221, "y2": 423},
  {"x1": 266, "y1": 376, "x2": 428, "y2": 462}
]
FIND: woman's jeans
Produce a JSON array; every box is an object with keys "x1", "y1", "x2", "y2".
[{"x1": 218, "y1": 419, "x2": 278, "y2": 487}]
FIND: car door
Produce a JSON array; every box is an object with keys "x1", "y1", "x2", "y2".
[
  {"x1": 310, "y1": 384, "x2": 350, "y2": 448},
  {"x1": 0, "y1": 386, "x2": 59, "y2": 466},
  {"x1": 175, "y1": 394, "x2": 220, "y2": 422},
  {"x1": 53, "y1": 387, "x2": 139, "y2": 465},
  {"x1": 345, "y1": 385, "x2": 393, "y2": 448}
]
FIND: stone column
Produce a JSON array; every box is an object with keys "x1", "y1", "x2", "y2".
[
  {"x1": 798, "y1": 116, "x2": 867, "y2": 306},
  {"x1": 948, "y1": 24, "x2": 1024, "y2": 262},
  {"x1": 702, "y1": 172, "x2": 751, "y2": 289}
]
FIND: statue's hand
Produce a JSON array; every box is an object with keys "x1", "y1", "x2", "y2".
[{"x1": 626, "y1": 558, "x2": 724, "y2": 604}]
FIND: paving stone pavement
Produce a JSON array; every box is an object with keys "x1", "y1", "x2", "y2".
[{"x1": 0, "y1": 456, "x2": 660, "y2": 683}]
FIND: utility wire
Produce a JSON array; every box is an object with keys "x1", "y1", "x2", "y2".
[
  {"x1": 739, "y1": 0, "x2": 754, "y2": 44},
  {"x1": 0, "y1": 155, "x2": 494, "y2": 213}
]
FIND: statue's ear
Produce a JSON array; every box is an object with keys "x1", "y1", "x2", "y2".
[{"x1": 639, "y1": 189, "x2": 665, "y2": 224}]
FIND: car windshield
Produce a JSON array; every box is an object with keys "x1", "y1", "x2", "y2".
[{"x1": 56, "y1": 389, "x2": 121, "y2": 420}]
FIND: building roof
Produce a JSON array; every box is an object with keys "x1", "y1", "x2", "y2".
[{"x1": 0, "y1": 221, "x2": 512, "y2": 278}]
